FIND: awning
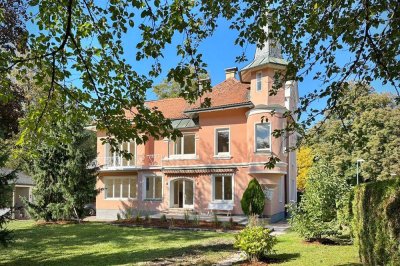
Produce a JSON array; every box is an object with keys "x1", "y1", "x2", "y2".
[
  {"x1": 171, "y1": 118, "x2": 198, "y2": 129},
  {"x1": 163, "y1": 168, "x2": 237, "y2": 175}
]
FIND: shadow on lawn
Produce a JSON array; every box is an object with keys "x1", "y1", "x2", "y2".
[
  {"x1": 5, "y1": 222, "x2": 233, "y2": 266},
  {"x1": 9, "y1": 241, "x2": 233, "y2": 266},
  {"x1": 266, "y1": 252, "x2": 300, "y2": 264}
]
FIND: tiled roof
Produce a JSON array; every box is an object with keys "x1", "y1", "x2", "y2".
[{"x1": 129, "y1": 78, "x2": 250, "y2": 120}]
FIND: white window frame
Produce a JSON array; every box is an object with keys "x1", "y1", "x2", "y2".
[
  {"x1": 104, "y1": 140, "x2": 136, "y2": 167},
  {"x1": 215, "y1": 128, "x2": 230, "y2": 156},
  {"x1": 211, "y1": 174, "x2": 234, "y2": 203},
  {"x1": 254, "y1": 122, "x2": 272, "y2": 152},
  {"x1": 144, "y1": 175, "x2": 163, "y2": 200},
  {"x1": 171, "y1": 133, "x2": 196, "y2": 157},
  {"x1": 104, "y1": 176, "x2": 137, "y2": 200},
  {"x1": 256, "y1": 71, "x2": 262, "y2": 91}
]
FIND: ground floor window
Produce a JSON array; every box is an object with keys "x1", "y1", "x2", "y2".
[
  {"x1": 212, "y1": 175, "x2": 233, "y2": 201},
  {"x1": 104, "y1": 176, "x2": 137, "y2": 199},
  {"x1": 145, "y1": 176, "x2": 163, "y2": 200}
]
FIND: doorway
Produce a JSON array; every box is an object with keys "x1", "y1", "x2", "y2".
[{"x1": 170, "y1": 179, "x2": 194, "y2": 209}]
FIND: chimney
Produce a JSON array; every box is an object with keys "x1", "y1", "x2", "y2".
[{"x1": 224, "y1": 67, "x2": 238, "y2": 80}]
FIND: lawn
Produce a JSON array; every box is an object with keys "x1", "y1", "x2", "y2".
[{"x1": 0, "y1": 220, "x2": 361, "y2": 265}]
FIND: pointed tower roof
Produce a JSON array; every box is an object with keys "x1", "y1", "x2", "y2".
[{"x1": 239, "y1": 22, "x2": 288, "y2": 83}]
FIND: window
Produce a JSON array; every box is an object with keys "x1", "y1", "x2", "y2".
[
  {"x1": 105, "y1": 140, "x2": 135, "y2": 167},
  {"x1": 174, "y1": 134, "x2": 195, "y2": 155},
  {"x1": 256, "y1": 72, "x2": 262, "y2": 91},
  {"x1": 216, "y1": 128, "x2": 230, "y2": 155},
  {"x1": 212, "y1": 175, "x2": 233, "y2": 201},
  {"x1": 104, "y1": 176, "x2": 137, "y2": 199},
  {"x1": 145, "y1": 176, "x2": 162, "y2": 200},
  {"x1": 255, "y1": 123, "x2": 271, "y2": 152}
]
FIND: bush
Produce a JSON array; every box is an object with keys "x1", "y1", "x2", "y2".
[
  {"x1": 241, "y1": 178, "x2": 265, "y2": 216},
  {"x1": 234, "y1": 225, "x2": 277, "y2": 261},
  {"x1": 353, "y1": 179, "x2": 400, "y2": 265},
  {"x1": 288, "y1": 161, "x2": 351, "y2": 241},
  {"x1": 160, "y1": 214, "x2": 167, "y2": 222}
]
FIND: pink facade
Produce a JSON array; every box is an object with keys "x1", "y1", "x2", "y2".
[{"x1": 95, "y1": 45, "x2": 299, "y2": 221}]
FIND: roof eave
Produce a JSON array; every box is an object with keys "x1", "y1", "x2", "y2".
[{"x1": 184, "y1": 102, "x2": 254, "y2": 115}]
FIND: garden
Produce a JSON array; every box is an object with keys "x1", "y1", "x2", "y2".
[{"x1": 0, "y1": 220, "x2": 360, "y2": 266}]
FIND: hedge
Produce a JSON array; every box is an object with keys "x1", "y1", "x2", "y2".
[{"x1": 353, "y1": 179, "x2": 400, "y2": 265}]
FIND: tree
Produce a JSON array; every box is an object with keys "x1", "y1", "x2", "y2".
[
  {"x1": 153, "y1": 67, "x2": 209, "y2": 99},
  {"x1": 288, "y1": 160, "x2": 351, "y2": 241},
  {"x1": 0, "y1": 0, "x2": 27, "y2": 247},
  {"x1": 0, "y1": 0, "x2": 397, "y2": 161},
  {"x1": 241, "y1": 178, "x2": 265, "y2": 216},
  {"x1": 0, "y1": 141, "x2": 16, "y2": 247},
  {"x1": 296, "y1": 146, "x2": 313, "y2": 192},
  {"x1": 307, "y1": 83, "x2": 400, "y2": 182},
  {"x1": 26, "y1": 104, "x2": 98, "y2": 221}
]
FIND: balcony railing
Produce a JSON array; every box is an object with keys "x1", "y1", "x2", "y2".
[{"x1": 96, "y1": 154, "x2": 162, "y2": 169}]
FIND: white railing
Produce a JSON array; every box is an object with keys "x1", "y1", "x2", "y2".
[{"x1": 96, "y1": 154, "x2": 162, "y2": 169}]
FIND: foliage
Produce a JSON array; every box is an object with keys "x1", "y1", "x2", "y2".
[
  {"x1": 26, "y1": 104, "x2": 98, "y2": 221},
  {"x1": 308, "y1": 84, "x2": 400, "y2": 182},
  {"x1": 191, "y1": 214, "x2": 199, "y2": 226},
  {"x1": 288, "y1": 161, "x2": 351, "y2": 241},
  {"x1": 184, "y1": 210, "x2": 190, "y2": 224},
  {"x1": 0, "y1": 141, "x2": 16, "y2": 247},
  {"x1": 297, "y1": 146, "x2": 313, "y2": 191},
  {"x1": 0, "y1": 0, "x2": 397, "y2": 166},
  {"x1": 241, "y1": 178, "x2": 265, "y2": 216},
  {"x1": 160, "y1": 214, "x2": 167, "y2": 222},
  {"x1": 234, "y1": 225, "x2": 277, "y2": 262},
  {"x1": 212, "y1": 212, "x2": 219, "y2": 227},
  {"x1": 153, "y1": 66, "x2": 209, "y2": 99},
  {"x1": 353, "y1": 179, "x2": 400, "y2": 265}
]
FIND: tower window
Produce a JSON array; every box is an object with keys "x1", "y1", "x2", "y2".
[{"x1": 256, "y1": 72, "x2": 262, "y2": 91}]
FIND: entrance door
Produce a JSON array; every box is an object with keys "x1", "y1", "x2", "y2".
[{"x1": 171, "y1": 179, "x2": 194, "y2": 208}]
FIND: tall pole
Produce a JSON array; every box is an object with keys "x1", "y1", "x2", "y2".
[{"x1": 356, "y1": 161, "x2": 359, "y2": 185}]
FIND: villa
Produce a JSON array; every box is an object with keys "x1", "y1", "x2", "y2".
[{"x1": 95, "y1": 38, "x2": 299, "y2": 222}]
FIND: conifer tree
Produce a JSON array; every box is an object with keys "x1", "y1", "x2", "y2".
[{"x1": 26, "y1": 108, "x2": 98, "y2": 222}]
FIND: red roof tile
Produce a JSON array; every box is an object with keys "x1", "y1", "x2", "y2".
[{"x1": 128, "y1": 78, "x2": 250, "y2": 119}]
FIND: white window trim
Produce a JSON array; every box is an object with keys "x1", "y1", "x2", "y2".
[
  {"x1": 104, "y1": 176, "x2": 138, "y2": 200},
  {"x1": 256, "y1": 71, "x2": 262, "y2": 91},
  {"x1": 104, "y1": 139, "x2": 136, "y2": 167},
  {"x1": 144, "y1": 175, "x2": 163, "y2": 200},
  {"x1": 215, "y1": 128, "x2": 230, "y2": 156},
  {"x1": 211, "y1": 174, "x2": 234, "y2": 203},
  {"x1": 254, "y1": 122, "x2": 272, "y2": 153},
  {"x1": 171, "y1": 133, "x2": 196, "y2": 157}
]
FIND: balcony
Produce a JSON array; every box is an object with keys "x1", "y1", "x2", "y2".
[{"x1": 96, "y1": 154, "x2": 162, "y2": 170}]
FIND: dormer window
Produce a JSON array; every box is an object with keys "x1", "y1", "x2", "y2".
[{"x1": 256, "y1": 72, "x2": 262, "y2": 91}]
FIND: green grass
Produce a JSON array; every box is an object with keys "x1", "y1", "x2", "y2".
[{"x1": 0, "y1": 221, "x2": 361, "y2": 266}]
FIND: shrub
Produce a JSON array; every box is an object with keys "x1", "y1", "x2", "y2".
[
  {"x1": 234, "y1": 225, "x2": 277, "y2": 262},
  {"x1": 241, "y1": 178, "x2": 265, "y2": 216},
  {"x1": 184, "y1": 210, "x2": 190, "y2": 224},
  {"x1": 229, "y1": 217, "x2": 234, "y2": 227},
  {"x1": 160, "y1": 214, "x2": 167, "y2": 222},
  {"x1": 192, "y1": 214, "x2": 200, "y2": 226},
  {"x1": 212, "y1": 212, "x2": 219, "y2": 227},
  {"x1": 222, "y1": 222, "x2": 231, "y2": 230},
  {"x1": 288, "y1": 161, "x2": 351, "y2": 241},
  {"x1": 353, "y1": 179, "x2": 400, "y2": 265}
]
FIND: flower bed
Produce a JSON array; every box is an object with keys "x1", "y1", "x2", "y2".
[{"x1": 112, "y1": 217, "x2": 245, "y2": 231}]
